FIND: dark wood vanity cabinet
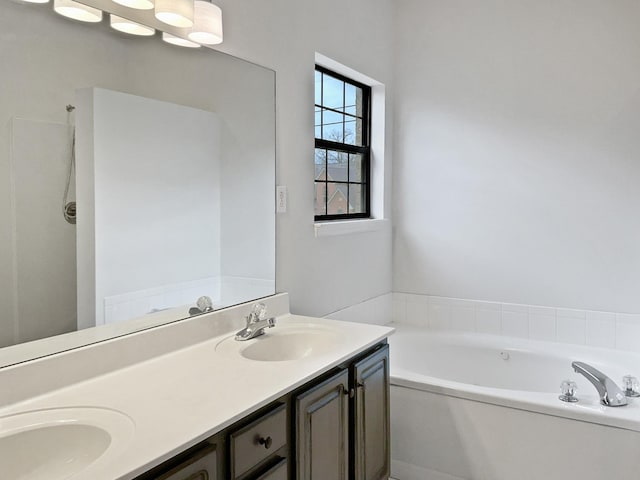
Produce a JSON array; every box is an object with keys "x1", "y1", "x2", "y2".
[
  {"x1": 353, "y1": 345, "x2": 390, "y2": 480},
  {"x1": 136, "y1": 342, "x2": 389, "y2": 480},
  {"x1": 294, "y1": 343, "x2": 390, "y2": 480},
  {"x1": 295, "y1": 370, "x2": 350, "y2": 480}
]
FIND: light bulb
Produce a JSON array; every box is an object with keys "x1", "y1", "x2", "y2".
[
  {"x1": 155, "y1": 0, "x2": 194, "y2": 28},
  {"x1": 54, "y1": 0, "x2": 103, "y2": 23},
  {"x1": 188, "y1": 1, "x2": 223, "y2": 45},
  {"x1": 162, "y1": 32, "x2": 200, "y2": 48},
  {"x1": 110, "y1": 15, "x2": 155, "y2": 36}
]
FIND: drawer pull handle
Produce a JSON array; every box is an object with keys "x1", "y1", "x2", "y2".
[{"x1": 258, "y1": 436, "x2": 273, "y2": 449}]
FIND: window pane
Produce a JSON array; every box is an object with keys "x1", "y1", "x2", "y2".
[
  {"x1": 355, "y1": 117, "x2": 363, "y2": 145},
  {"x1": 314, "y1": 108, "x2": 322, "y2": 139},
  {"x1": 315, "y1": 182, "x2": 327, "y2": 216},
  {"x1": 344, "y1": 119, "x2": 356, "y2": 145},
  {"x1": 315, "y1": 148, "x2": 326, "y2": 180},
  {"x1": 349, "y1": 154, "x2": 363, "y2": 182},
  {"x1": 349, "y1": 184, "x2": 365, "y2": 214},
  {"x1": 326, "y1": 150, "x2": 348, "y2": 181},
  {"x1": 315, "y1": 70, "x2": 322, "y2": 106},
  {"x1": 343, "y1": 118, "x2": 364, "y2": 146},
  {"x1": 322, "y1": 73, "x2": 344, "y2": 111},
  {"x1": 322, "y1": 109, "x2": 344, "y2": 142},
  {"x1": 344, "y1": 83, "x2": 363, "y2": 116},
  {"x1": 326, "y1": 182, "x2": 349, "y2": 215}
]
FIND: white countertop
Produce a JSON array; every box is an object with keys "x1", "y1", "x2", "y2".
[{"x1": 0, "y1": 314, "x2": 394, "y2": 480}]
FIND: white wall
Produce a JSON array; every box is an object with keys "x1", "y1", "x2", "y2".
[
  {"x1": 393, "y1": 0, "x2": 640, "y2": 314},
  {"x1": 9, "y1": 119, "x2": 77, "y2": 345},
  {"x1": 213, "y1": 0, "x2": 396, "y2": 317}
]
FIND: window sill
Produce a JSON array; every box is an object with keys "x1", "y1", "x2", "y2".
[{"x1": 314, "y1": 218, "x2": 389, "y2": 238}]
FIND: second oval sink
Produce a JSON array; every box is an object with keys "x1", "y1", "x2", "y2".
[{"x1": 216, "y1": 324, "x2": 341, "y2": 362}]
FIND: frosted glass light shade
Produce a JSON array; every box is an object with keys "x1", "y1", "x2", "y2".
[
  {"x1": 188, "y1": 1, "x2": 223, "y2": 45},
  {"x1": 162, "y1": 32, "x2": 200, "y2": 48},
  {"x1": 155, "y1": 0, "x2": 194, "y2": 28},
  {"x1": 54, "y1": 0, "x2": 103, "y2": 22},
  {"x1": 110, "y1": 15, "x2": 155, "y2": 36},
  {"x1": 22, "y1": 0, "x2": 50, "y2": 4},
  {"x1": 112, "y1": 0, "x2": 154, "y2": 9}
]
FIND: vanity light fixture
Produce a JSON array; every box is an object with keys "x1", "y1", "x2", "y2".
[
  {"x1": 188, "y1": 1, "x2": 223, "y2": 45},
  {"x1": 112, "y1": 0, "x2": 154, "y2": 9},
  {"x1": 54, "y1": 0, "x2": 103, "y2": 22},
  {"x1": 155, "y1": 0, "x2": 194, "y2": 28},
  {"x1": 110, "y1": 14, "x2": 155, "y2": 36},
  {"x1": 162, "y1": 32, "x2": 201, "y2": 48},
  {"x1": 30, "y1": 0, "x2": 224, "y2": 48}
]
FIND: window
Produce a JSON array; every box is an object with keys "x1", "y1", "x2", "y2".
[{"x1": 314, "y1": 66, "x2": 371, "y2": 220}]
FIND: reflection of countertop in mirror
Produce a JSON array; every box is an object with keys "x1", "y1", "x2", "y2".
[{"x1": 0, "y1": 294, "x2": 393, "y2": 480}]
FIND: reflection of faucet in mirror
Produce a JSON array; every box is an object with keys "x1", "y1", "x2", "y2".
[
  {"x1": 189, "y1": 296, "x2": 214, "y2": 316},
  {"x1": 235, "y1": 303, "x2": 276, "y2": 341}
]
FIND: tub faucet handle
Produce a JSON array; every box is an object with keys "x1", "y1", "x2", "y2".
[
  {"x1": 622, "y1": 375, "x2": 640, "y2": 397},
  {"x1": 559, "y1": 380, "x2": 578, "y2": 403}
]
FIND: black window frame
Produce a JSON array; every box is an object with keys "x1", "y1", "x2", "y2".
[{"x1": 314, "y1": 65, "x2": 372, "y2": 221}]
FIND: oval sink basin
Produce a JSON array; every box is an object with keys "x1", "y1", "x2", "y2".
[
  {"x1": 0, "y1": 407, "x2": 134, "y2": 480},
  {"x1": 216, "y1": 324, "x2": 341, "y2": 362}
]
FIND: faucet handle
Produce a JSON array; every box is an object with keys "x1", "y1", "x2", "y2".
[
  {"x1": 559, "y1": 379, "x2": 578, "y2": 403},
  {"x1": 622, "y1": 375, "x2": 640, "y2": 397},
  {"x1": 250, "y1": 303, "x2": 268, "y2": 321},
  {"x1": 196, "y1": 296, "x2": 214, "y2": 312}
]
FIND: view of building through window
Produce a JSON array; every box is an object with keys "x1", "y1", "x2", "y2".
[{"x1": 314, "y1": 66, "x2": 371, "y2": 220}]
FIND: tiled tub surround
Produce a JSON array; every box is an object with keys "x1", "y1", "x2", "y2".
[
  {"x1": 388, "y1": 324, "x2": 640, "y2": 480},
  {"x1": 393, "y1": 293, "x2": 640, "y2": 352},
  {"x1": 0, "y1": 294, "x2": 393, "y2": 479}
]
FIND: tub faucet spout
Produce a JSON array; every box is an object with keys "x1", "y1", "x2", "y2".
[{"x1": 571, "y1": 361, "x2": 627, "y2": 407}]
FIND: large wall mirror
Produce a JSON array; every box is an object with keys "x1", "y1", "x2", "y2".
[{"x1": 0, "y1": 0, "x2": 276, "y2": 367}]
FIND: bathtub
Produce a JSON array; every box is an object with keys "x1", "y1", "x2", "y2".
[{"x1": 388, "y1": 324, "x2": 640, "y2": 480}]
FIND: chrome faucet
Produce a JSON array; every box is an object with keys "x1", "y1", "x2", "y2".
[
  {"x1": 235, "y1": 303, "x2": 276, "y2": 341},
  {"x1": 571, "y1": 361, "x2": 627, "y2": 407}
]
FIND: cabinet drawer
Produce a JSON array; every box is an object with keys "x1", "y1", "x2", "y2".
[
  {"x1": 155, "y1": 444, "x2": 217, "y2": 480},
  {"x1": 255, "y1": 458, "x2": 287, "y2": 480},
  {"x1": 230, "y1": 404, "x2": 287, "y2": 477}
]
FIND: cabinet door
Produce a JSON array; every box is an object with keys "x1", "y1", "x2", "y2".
[
  {"x1": 295, "y1": 369, "x2": 349, "y2": 480},
  {"x1": 354, "y1": 345, "x2": 390, "y2": 480}
]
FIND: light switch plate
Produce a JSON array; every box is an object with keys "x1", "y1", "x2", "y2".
[{"x1": 276, "y1": 186, "x2": 287, "y2": 213}]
